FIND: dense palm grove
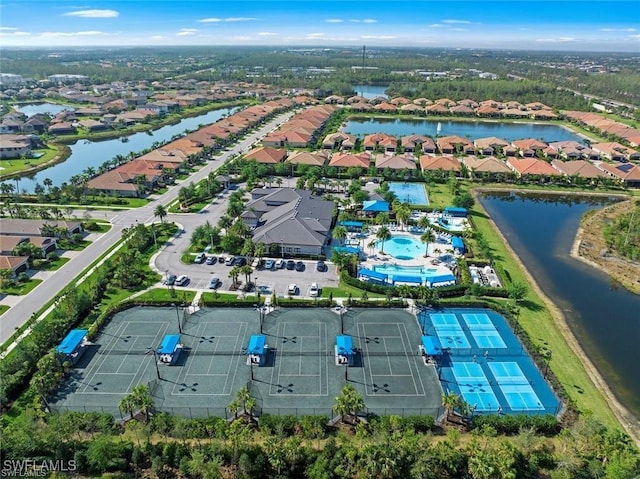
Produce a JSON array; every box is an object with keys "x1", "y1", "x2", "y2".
[{"x1": 2, "y1": 407, "x2": 639, "y2": 478}]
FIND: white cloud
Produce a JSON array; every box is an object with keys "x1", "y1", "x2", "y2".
[
  {"x1": 305, "y1": 33, "x2": 325, "y2": 39},
  {"x1": 428, "y1": 24, "x2": 445, "y2": 28},
  {"x1": 40, "y1": 30, "x2": 108, "y2": 37},
  {"x1": 258, "y1": 32, "x2": 277, "y2": 36},
  {"x1": 536, "y1": 37, "x2": 575, "y2": 43},
  {"x1": 0, "y1": 27, "x2": 19, "y2": 31},
  {"x1": 197, "y1": 17, "x2": 257, "y2": 23},
  {"x1": 631, "y1": 34, "x2": 640, "y2": 39},
  {"x1": 63, "y1": 9, "x2": 119, "y2": 18},
  {"x1": 0, "y1": 30, "x2": 31, "y2": 36},
  {"x1": 150, "y1": 35, "x2": 165, "y2": 40},
  {"x1": 361, "y1": 35, "x2": 397, "y2": 39},
  {"x1": 349, "y1": 19, "x2": 377, "y2": 23},
  {"x1": 325, "y1": 19, "x2": 344, "y2": 23},
  {"x1": 442, "y1": 19, "x2": 471, "y2": 24},
  {"x1": 177, "y1": 28, "x2": 199, "y2": 36},
  {"x1": 600, "y1": 28, "x2": 636, "y2": 32}
]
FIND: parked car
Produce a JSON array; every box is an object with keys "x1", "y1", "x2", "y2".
[
  {"x1": 233, "y1": 256, "x2": 247, "y2": 266},
  {"x1": 286, "y1": 260, "x2": 296, "y2": 270},
  {"x1": 219, "y1": 256, "x2": 226, "y2": 263},
  {"x1": 206, "y1": 255, "x2": 217, "y2": 265},
  {"x1": 225, "y1": 257, "x2": 234, "y2": 266},
  {"x1": 287, "y1": 283, "x2": 298, "y2": 295},
  {"x1": 295, "y1": 261, "x2": 305, "y2": 272},
  {"x1": 175, "y1": 275, "x2": 189, "y2": 286},
  {"x1": 275, "y1": 259, "x2": 285, "y2": 269},
  {"x1": 194, "y1": 252, "x2": 206, "y2": 264},
  {"x1": 165, "y1": 274, "x2": 177, "y2": 286},
  {"x1": 264, "y1": 259, "x2": 275, "y2": 270},
  {"x1": 208, "y1": 277, "x2": 220, "y2": 289},
  {"x1": 309, "y1": 283, "x2": 319, "y2": 297},
  {"x1": 316, "y1": 260, "x2": 326, "y2": 272}
]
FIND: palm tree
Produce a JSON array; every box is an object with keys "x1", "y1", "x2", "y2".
[
  {"x1": 332, "y1": 225, "x2": 348, "y2": 245},
  {"x1": 334, "y1": 384, "x2": 365, "y2": 424},
  {"x1": 375, "y1": 212, "x2": 390, "y2": 225},
  {"x1": 131, "y1": 384, "x2": 154, "y2": 421},
  {"x1": 119, "y1": 394, "x2": 136, "y2": 420},
  {"x1": 154, "y1": 204, "x2": 167, "y2": 223},
  {"x1": 254, "y1": 242, "x2": 266, "y2": 262},
  {"x1": 239, "y1": 264, "x2": 253, "y2": 286},
  {"x1": 228, "y1": 399, "x2": 240, "y2": 420},
  {"x1": 421, "y1": 228, "x2": 436, "y2": 257},
  {"x1": 376, "y1": 226, "x2": 392, "y2": 254},
  {"x1": 442, "y1": 391, "x2": 460, "y2": 422},
  {"x1": 395, "y1": 204, "x2": 411, "y2": 231},
  {"x1": 228, "y1": 266, "x2": 241, "y2": 287}
]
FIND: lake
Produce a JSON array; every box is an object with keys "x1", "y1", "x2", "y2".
[
  {"x1": 344, "y1": 118, "x2": 584, "y2": 143},
  {"x1": 6, "y1": 107, "x2": 235, "y2": 193},
  {"x1": 15, "y1": 103, "x2": 72, "y2": 116},
  {"x1": 352, "y1": 85, "x2": 389, "y2": 99},
  {"x1": 479, "y1": 191, "x2": 640, "y2": 419}
]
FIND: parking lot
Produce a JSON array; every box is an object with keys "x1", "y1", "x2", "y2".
[{"x1": 163, "y1": 254, "x2": 339, "y2": 299}]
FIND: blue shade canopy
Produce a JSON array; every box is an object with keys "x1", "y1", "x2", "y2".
[
  {"x1": 362, "y1": 200, "x2": 389, "y2": 212},
  {"x1": 247, "y1": 335, "x2": 266, "y2": 355},
  {"x1": 444, "y1": 207, "x2": 468, "y2": 217},
  {"x1": 451, "y1": 236, "x2": 464, "y2": 248},
  {"x1": 56, "y1": 329, "x2": 88, "y2": 354},
  {"x1": 427, "y1": 273, "x2": 456, "y2": 285},
  {"x1": 357, "y1": 267, "x2": 388, "y2": 281},
  {"x1": 336, "y1": 335, "x2": 353, "y2": 356},
  {"x1": 338, "y1": 221, "x2": 363, "y2": 228},
  {"x1": 158, "y1": 334, "x2": 181, "y2": 354},
  {"x1": 422, "y1": 335, "x2": 443, "y2": 355},
  {"x1": 392, "y1": 275, "x2": 423, "y2": 284}
]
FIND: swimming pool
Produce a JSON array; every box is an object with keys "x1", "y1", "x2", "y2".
[
  {"x1": 378, "y1": 234, "x2": 426, "y2": 260},
  {"x1": 374, "y1": 264, "x2": 437, "y2": 275},
  {"x1": 387, "y1": 182, "x2": 428, "y2": 205}
]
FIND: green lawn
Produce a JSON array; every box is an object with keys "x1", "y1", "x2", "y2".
[
  {"x1": 470, "y1": 197, "x2": 620, "y2": 429},
  {"x1": 135, "y1": 288, "x2": 196, "y2": 304},
  {"x1": 33, "y1": 257, "x2": 70, "y2": 271},
  {"x1": 427, "y1": 181, "x2": 458, "y2": 210},
  {"x1": 0, "y1": 146, "x2": 59, "y2": 178},
  {"x1": 0, "y1": 278, "x2": 43, "y2": 296},
  {"x1": 0, "y1": 305, "x2": 9, "y2": 316},
  {"x1": 321, "y1": 281, "x2": 386, "y2": 299}
]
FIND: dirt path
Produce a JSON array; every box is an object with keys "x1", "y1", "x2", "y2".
[{"x1": 571, "y1": 199, "x2": 640, "y2": 295}]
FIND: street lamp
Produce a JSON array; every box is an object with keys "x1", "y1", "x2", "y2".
[
  {"x1": 172, "y1": 303, "x2": 182, "y2": 333},
  {"x1": 209, "y1": 233, "x2": 213, "y2": 251}
]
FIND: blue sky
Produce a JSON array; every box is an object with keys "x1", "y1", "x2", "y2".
[{"x1": 1, "y1": 1, "x2": 639, "y2": 51}]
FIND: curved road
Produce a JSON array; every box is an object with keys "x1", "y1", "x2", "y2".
[{"x1": 0, "y1": 111, "x2": 294, "y2": 345}]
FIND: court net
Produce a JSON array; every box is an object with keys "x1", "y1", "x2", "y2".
[{"x1": 93, "y1": 348, "x2": 423, "y2": 357}]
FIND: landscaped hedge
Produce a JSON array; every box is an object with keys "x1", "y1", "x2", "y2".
[
  {"x1": 368, "y1": 414, "x2": 436, "y2": 434},
  {"x1": 277, "y1": 298, "x2": 333, "y2": 308},
  {"x1": 346, "y1": 299, "x2": 406, "y2": 308},
  {"x1": 471, "y1": 413, "x2": 561, "y2": 436}
]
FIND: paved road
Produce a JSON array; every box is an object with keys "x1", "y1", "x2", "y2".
[{"x1": 0, "y1": 111, "x2": 294, "y2": 345}]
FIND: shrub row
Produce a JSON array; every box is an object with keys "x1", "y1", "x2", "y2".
[{"x1": 471, "y1": 414, "x2": 561, "y2": 436}]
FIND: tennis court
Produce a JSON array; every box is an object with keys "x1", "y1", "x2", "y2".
[
  {"x1": 50, "y1": 307, "x2": 444, "y2": 418},
  {"x1": 451, "y1": 362, "x2": 500, "y2": 412},
  {"x1": 461, "y1": 312, "x2": 507, "y2": 349},
  {"x1": 429, "y1": 313, "x2": 472, "y2": 349},
  {"x1": 425, "y1": 308, "x2": 560, "y2": 416}
]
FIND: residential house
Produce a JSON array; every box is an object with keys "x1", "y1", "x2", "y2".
[
  {"x1": 329, "y1": 152, "x2": 371, "y2": 169},
  {"x1": 401, "y1": 135, "x2": 432, "y2": 153},
  {"x1": 596, "y1": 162, "x2": 640, "y2": 187},
  {"x1": 551, "y1": 160, "x2": 607, "y2": 180},
  {"x1": 506, "y1": 158, "x2": 561, "y2": 179},
  {"x1": 591, "y1": 142, "x2": 640, "y2": 162},
  {"x1": 462, "y1": 156, "x2": 512, "y2": 180},
  {"x1": 511, "y1": 139, "x2": 549, "y2": 158},
  {"x1": 0, "y1": 219, "x2": 83, "y2": 237},
  {"x1": 322, "y1": 132, "x2": 356, "y2": 150},
  {"x1": 419, "y1": 155, "x2": 462, "y2": 175},
  {"x1": 286, "y1": 151, "x2": 328, "y2": 167},
  {"x1": 0, "y1": 135, "x2": 31, "y2": 159},
  {"x1": 437, "y1": 136, "x2": 474, "y2": 155},
  {"x1": 363, "y1": 133, "x2": 397, "y2": 153},
  {"x1": 474, "y1": 137, "x2": 509, "y2": 156},
  {"x1": 244, "y1": 147, "x2": 288, "y2": 164},
  {"x1": 0, "y1": 255, "x2": 29, "y2": 277},
  {"x1": 374, "y1": 153, "x2": 417, "y2": 171}
]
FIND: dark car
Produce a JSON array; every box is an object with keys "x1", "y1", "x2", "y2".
[
  {"x1": 205, "y1": 255, "x2": 217, "y2": 265},
  {"x1": 295, "y1": 261, "x2": 305, "y2": 272},
  {"x1": 286, "y1": 260, "x2": 296, "y2": 270},
  {"x1": 165, "y1": 274, "x2": 177, "y2": 286},
  {"x1": 316, "y1": 260, "x2": 326, "y2": 272},
  {"x1": 233, "y1": 256, "x2": 247, "y2": 266}
]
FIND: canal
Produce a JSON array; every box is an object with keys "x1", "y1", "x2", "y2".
[{"x1": 479, "y1": 191, "x2": 640, "y2": 419}]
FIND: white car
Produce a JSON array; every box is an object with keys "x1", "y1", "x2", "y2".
[
  {"x1": 309, "y1": 283, "x2": 319, "y2": 297},
  {"x1": 175, "y1": 275, "x2": 189, "y2": 286},
  {"x1": 287, "y1": 283, "x2": 298, "y2": 295}
]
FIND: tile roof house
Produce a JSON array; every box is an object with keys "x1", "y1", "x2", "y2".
[
  {"x1": 244, "y1": 147, "x2": 288, "y2": 164},
  {"x1": 244, "y1": 188, "x2": 335, "y2": 256},
  {"x1": 0, "y1": 219, "x2": 83, "y2": 237},
  {"x1": 474, "y1": 137, "x2": 509, "y2": 156},
  {"x1": 419, "y1": 155, "x2": 462, "y2": 174},
  {"x1": 437, "y1": 136, "x2": 474, "y2": 155},
  {"x1": 462, "y1": 156, "x2": 512, "y2": 177},
  {"x1": 591, "y1": 142, "x2": 640, "y2": 162},
  {"x1": 286, "y1": 151, "x2": 328, "y2": 166},
  {"x1": 596, "y1": 162, "x2": 640, "y2": 187},
  {"x1": 363, "y1": 133, "x2": 397, "y2": 153},
  {"x1": 401, "y1": 135, "x2": 432, "y2": 153},
  {"x1": 374, "y1": 153, "x2": 417, "y2": 170},
  {"x1": 551, "y1": 160, "x2": 607, "y2": 179},
  {"x1": 511, "y1": 139, "x2": 549, "y2": 157},
  {"x1": 506, "y1": 158, "x2": 560, "y2": 177},
  {"x1": 322, "y1": 132, "x2": 357, "y2": 150},
  {"x1": 0, "y1": 255, "x2": 29, "y2": 277},
  {"x1": 329, "y1": 152, "x2": 371, "y2": 169}
]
